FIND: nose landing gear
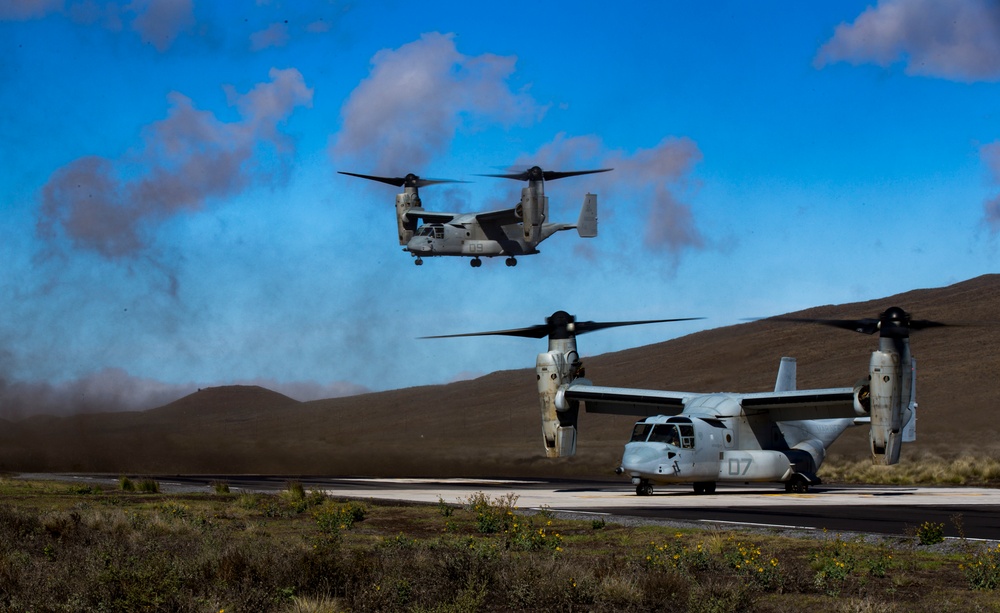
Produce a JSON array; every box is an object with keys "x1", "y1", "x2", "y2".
[
  {"x1": 470, "y1": 258, "x2": 482, "y2": 268},
  {"x1": 414, "y1": 257, "x2": 423, "y2": 266},
  {"x1": 636, "y1": 482, "x2": 654, "y2": 496},
  {"x1": 504, "y1": 257, "x2": 517, "y2": 267}
]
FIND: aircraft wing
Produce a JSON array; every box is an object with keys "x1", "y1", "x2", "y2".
[
  {"x1": 564, "y1": 384, "x2": 691, "y2": 417},
  {"x1": 404, "y1": 210, "x2": 458, "y2": 224},
  {"x1": 475, "y1": 207, "x2": 521, "y2": 228},
  {"x1": 738, "y1": 388, "x2": 857, "y2": 421},
  {"x1": 564, "y1": 383, "x2": 857, "y2": 421}
]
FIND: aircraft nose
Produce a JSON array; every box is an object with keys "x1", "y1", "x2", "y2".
[
  {"x1": 621, "y1": 444, "x2": 660, "y2": 472},
  {"x1": 406, "y1": 240, "x2": 432, "y2": 253}
]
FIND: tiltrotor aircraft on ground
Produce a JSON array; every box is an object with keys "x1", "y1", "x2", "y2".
[
  {"x1": 428, "y1": 307, "x2": 940, "y2": 495},
  {"x1": 339, "y1": 167, "x2": 608, "y2": 267}
]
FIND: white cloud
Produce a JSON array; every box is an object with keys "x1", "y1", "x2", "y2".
[
  {"x1": 0, "y1": 0, "x2": 63, "y2": 20},
  {"x1": 815, "y1": 0, "x2": 1000, "y2": 82},
  {"x1": 332, "y1": 32, "x2": 545, "y2": 172},
  {"x1": 127, "y1": 0, "x2": 196, "y2": 52},
  {"x1": 524, "y1": 133, "x2": 705, "y2": 265},
  {"x1": 37, "y1": 68, "x2": 313, "y2": 259},
  {"x1": 250, "y1": 21, "x2": 289, "y2": 51},
  {"x1": 982, "y1": 142, "x2": 1000, "y2": 233}
]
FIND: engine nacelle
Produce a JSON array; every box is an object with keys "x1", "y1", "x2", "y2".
[
  {"x1": 536, "y1": 350, "x2": 578, "y2": 458},
  {"x1": 395, "y1": 192, "x2": 421, "y2": 245},
  {"x1": 519, "y1": 187, "x2": 546, "y2": 245},
  {"x1": 868, "y1": 349, "x2": 909, "y2": 465}
]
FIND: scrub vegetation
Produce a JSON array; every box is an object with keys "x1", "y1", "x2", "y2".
[
  {"x1": 1, "y1": 477, "x2": 999, "y2": 612},
  {"x1": 820, "y1": 452, "x2": 1000, "y2": 486}
]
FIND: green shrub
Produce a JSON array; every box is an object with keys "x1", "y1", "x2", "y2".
[
  {"x1": 721, "y1": 537, "x2": 782, "y2": 589},
  {"x1": 962, "y1": 543, "x2": 1000, "y2": 590},
  {"x1": 505, "y1": 516, "x2": 563, "y2": 552},
  {"x1": 313, "y1": 501, "x2": 367, "y2": 534},
  {"x1": 465, "y1": 492, "x2": 518, "y2": 534},
  {"x1": 643, "y1": 533, "x2": 712, "y2": 575},
  {"x1": 915, "y1": 521, "x2": 946, "y2": 545},
  {"x1": 811, "y1": 536, "x2": 857, "y2": 594}
]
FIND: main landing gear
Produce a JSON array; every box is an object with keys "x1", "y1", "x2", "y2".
[
  {"x1": 784, "y1": 474, "x2": 811, "y2": 493},
  {"x1": 470, "y1": 257, "x2": 482, "y2": 268},
  {"x1": 504, "y1": 257, "x2": 517, "y2": 267},
  {"x1": 635, "y1": 481, "x2": 718, "y2": 496},
  {"x1": 693, "y1": 482, "x2": 716, "y2": 495}
]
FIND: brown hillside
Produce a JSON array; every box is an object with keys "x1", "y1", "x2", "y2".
[{"x1": 2, "y1": 275, "x2": 998, "y2": 477}]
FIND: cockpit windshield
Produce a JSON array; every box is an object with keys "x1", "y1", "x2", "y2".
[
  {"x1": 647, "y1": 423, "x2": 695, "y2": 449},
  {"x1": 415, "y1": 225, "x2": 445, "y2": 239},
  {"x1": 648, "y1": 424, "x2": 680, "y2": 446},
  {"x1": 629, "y1": 423, "x2": 652, "y2": 442}
]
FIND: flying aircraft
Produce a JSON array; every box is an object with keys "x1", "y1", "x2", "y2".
[
  {"x1": 339, "y1": 167, "x2": 609, "y2": 267},
  {"x1": 426, "y1": 307, "x2": 942, "y2": 495}
]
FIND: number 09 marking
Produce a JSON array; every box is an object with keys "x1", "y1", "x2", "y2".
[{"x1": 728, "y1": 458, "x2": 753, "y2": 476}]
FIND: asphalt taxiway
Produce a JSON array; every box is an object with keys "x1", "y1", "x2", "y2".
[{"x1": 25, "y1": 474, "x2": 1000, "y2": 541}]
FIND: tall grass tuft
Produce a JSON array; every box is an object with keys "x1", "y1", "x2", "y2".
[
  {"x1": 286, "y1": 480, "x2": 306, "y2": 501},
  {"x1": 136, "y1": 478, "x2": 159, "y2": 493}
]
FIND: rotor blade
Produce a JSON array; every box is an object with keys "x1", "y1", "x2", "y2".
[
  {"x1": 421, "y1": 326, "x2": 550, "y2": 340},
  {"x1": 909, "y1": 320, "x2": 949, "y2": 331},
  {"x1": 338, "y1": 171, "x2": 467, "y2": 188},
  {"x1": 769, "y1": 307, "x2": 950, "y2": 336},
  {"x1": 769, "y1": 316, "x2": 881, "y2": 335},
  {"x1": 575, "y1": 317, "x2": 704, "y2": 334},
  {"x1": 421, "y1": 316, "x2": 702, "y2": 340},
  {"x1": 476, "y1": 167, "x2": 613, "y2": 182},
  {"x1": 541, "y1": 168, "x2": 614, "y2": 182}
]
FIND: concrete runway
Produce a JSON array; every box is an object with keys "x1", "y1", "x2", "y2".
[{"x1": 29, "y1": 474, "x2": 1000, "y2": 541}]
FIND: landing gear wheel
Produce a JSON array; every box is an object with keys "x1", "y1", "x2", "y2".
[
  {"x1": 414, "y1": 258, "x2": 423, "y2": 266},
  {"x1": 784, "y1": 476, "x2": 809, "y2": 493},
  {"x1": 505, "y1": 257, "x2": 517, "y2": 267},
  {"x1": 693, "y1": 482, "x2": 716, "y2": 495},
  {"x1": 635, "y1": 483, "x2": 653, "y2": 496},
  {"x1": 470, "y1": 258, "x2": 482, "y2": 268}
]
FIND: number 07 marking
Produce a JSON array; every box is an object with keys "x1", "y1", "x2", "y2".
[{"x1": 728, "y1": 458, "x2": 753, "y2": 476}]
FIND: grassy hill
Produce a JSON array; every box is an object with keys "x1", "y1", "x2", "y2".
[{"x1": 2, "y1": 275, "x2": 999, "y2": 477}]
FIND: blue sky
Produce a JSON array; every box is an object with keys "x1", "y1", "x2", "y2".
[{"x1": 2, "y1": 0, "x2": 1000, "y2": 415}]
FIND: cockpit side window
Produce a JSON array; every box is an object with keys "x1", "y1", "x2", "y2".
[
  {"x1": 629, "y1": 423, "x2": 652, "y2": 442},
  {"x1": 679, "y1": 424, "x2": 695, "y2": 449},
  {"x1": 433, "y1": 227, "x2": 444, "y2": 239}
]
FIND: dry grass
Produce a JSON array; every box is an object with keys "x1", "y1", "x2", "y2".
[
  {"x1": 821, "y1": 452, "x2": 1000, "y2": 486},
  {"x1": 2, "y1": 476, "x2": 1000, "y2": 612}
]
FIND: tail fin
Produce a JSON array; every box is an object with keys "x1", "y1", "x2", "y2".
[
  {"x1": 576, "y1": 193, "x2": 597, "y2": 238},
  {"x1": 774, "y1": 357, "x2": 796, "y2": 392}
]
